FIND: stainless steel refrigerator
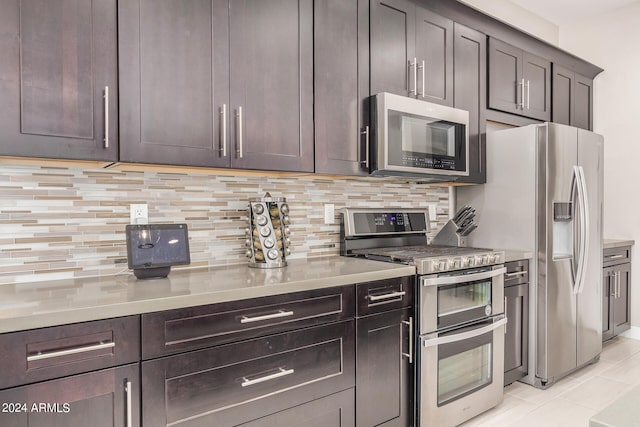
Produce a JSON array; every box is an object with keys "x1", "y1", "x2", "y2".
[{"x1": 457, "y1": 122, "x2": 603, "y2": 388}]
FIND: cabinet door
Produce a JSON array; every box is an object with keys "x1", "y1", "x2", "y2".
[
  {"x1": 613, "y1": 263, "x2": 631, "y2": 336},
  {"x1": 552, "y1": 64, "x2": 574, "y2": 126},
  {"x1": 239, "y1": 389, "x2": 355, "y2": 427},
  {"x1": 504, "y1": 283, "x2": 529, "y2": 385},
  {"x1": 314, "y1": 0, "x2": 369, "y2": 176},
  {"x1": 0, "y1": 0, "x2": 117, "y2": 162},
  {"x1": 602, "y1": 268, "x2": 614, "y2": 341},
  {"x1": 522, "y1": 52, "x2": 551, "y2": 121},
  {"x1": 118, "y1": 0, "x2": 229, "y2": 167},
  {"x1": 229, "y1": 0, "x2": 313, "y2": 172},
  {"x1": 574, "y1": 74, "x2": 593, "y2": 131},
  {"x1": 414, "y1": 8, "x2": 453, "y2": 106},
  {"x1": 370, "y1": 0, "x2": 416, "y2": 97},
  {"x1": 488, "y1": 38, "x2": 522, "y2": 115},
  {"x1": 0, "y1": 364, "x2": 139, "y2": 427},
  {"x1": 454, "y1": 23, "x2": 486, "y2": 184},
  {"x1": 356, "y1": 308, "x2": 412, "y2": 427}
]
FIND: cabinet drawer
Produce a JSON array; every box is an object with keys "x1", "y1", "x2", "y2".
[
  {"x1": 356, "y1": 276, "x2": 413, "y2": 316},
  {"x1": 603, "y1": 246, "x2": 631, "y2": 267},
  {"x1": 0, "y1": 316, "x2": 140, "y2": 390},
  {"x1": 504, "y1": 260, "x2": 529, "y2": 287},
  {"x1": 142, "y1": 320, "x2": 355, "y2": 427},
  {"x1": 142, "y1": 285, "x2": 355, "y2": 358}
]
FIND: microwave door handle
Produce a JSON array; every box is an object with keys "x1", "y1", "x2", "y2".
[
  {"x1": 421, "y1": 267, "x2": 506, "y2": 287},
  {"x1": 423, "y1": 317, "x2": 508, "y2": 348}
]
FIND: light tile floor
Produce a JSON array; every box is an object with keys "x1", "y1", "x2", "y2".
[{"x1": 460, "y1": 336, "x2": 640, "y2": 426}]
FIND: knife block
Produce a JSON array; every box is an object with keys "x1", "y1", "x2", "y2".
[{"x1": 431, "y1": 220, "x2": 467, "y2": 247}]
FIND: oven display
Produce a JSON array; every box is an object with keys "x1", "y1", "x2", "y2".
[{"x1": 353, "y1": 212, "x2": 427, "y2": 234}]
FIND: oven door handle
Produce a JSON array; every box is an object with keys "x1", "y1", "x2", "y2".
[
  {"x1": 420, "y1": 267, "x2": 506, "y2": 287},
  {"x1": 423, "y1": 317, "x2": 507, "y2": 348}
]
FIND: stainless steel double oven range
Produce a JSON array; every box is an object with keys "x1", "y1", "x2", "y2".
[{"x1": 341, "y1": 208, "x2": 506, "y2": 427}]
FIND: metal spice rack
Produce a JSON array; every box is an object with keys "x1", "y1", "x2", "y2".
[{"x1": 245, "y1": 192, "x2": 291, "y2": 268}]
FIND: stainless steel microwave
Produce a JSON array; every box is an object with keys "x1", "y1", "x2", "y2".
[{"x1": 371, "y1": 92, "x2": 469, "y2": 178}]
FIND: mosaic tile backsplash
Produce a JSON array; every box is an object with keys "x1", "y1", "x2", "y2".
[{"x1": 0, "y1": 165, "x2": 450, "y2": 285}]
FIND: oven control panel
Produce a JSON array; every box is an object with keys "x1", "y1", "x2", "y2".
[{"x1": 428, "y1": 252, "x2": 503, "y2": 274}]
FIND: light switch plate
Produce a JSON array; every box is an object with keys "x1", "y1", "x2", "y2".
[{"x1": 324, "y1": 204, "x2": 335, "y2": 224}]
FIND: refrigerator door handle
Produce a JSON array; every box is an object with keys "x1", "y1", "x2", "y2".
[
  {"x1": 570, "y1": 166, "x2": 582, "y2": 294},
  {"x1": 576, "y1": 166, "x2": 590, "y2": 294}
]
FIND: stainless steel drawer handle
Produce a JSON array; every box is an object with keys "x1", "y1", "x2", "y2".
[
  {"x1": 368, "y1": 290, "x2": 406, "y2": 302},
  {"x1": 607, "y1": 254, "x2": 624, "y2": 259},
  {"x1": 240, "y1": 310, "x2": 294, "y2": 324},
  {"x1": 27, "y1": 341, "x2": 115, "y2": 362},
  {"x1": 241, "y1": 367, "x2": 294, "y2": 387},
  {"x1": 422, "y1": 267, "x2": 506, "y2": 287},
  {"x1": 505, "y1": 271, "x2": 527, "y2": 278},
  {"x1": 125, "y1": 380, "x2": 133, "y2": 427}
]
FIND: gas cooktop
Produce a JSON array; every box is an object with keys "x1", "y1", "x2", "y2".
[{"x1": 341, "y1": 208, "x2": 504, "y2": 274}]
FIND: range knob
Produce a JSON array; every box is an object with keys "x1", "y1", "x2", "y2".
[
  {"x1": 488, "y1": 254, "x2": 497, "y2": 263},
  {"x1": 448, "y1": 259, "x2": 458, "y2": 270},
  {"x1": 437, "y1": 260, "x2": 447, "y2": 271},
  {"x1": 475, "y1": 256, "x2": 485, "y2": 265},
  {"x1": 461, "y1": 257, "x2": 470, "y2": 268}
]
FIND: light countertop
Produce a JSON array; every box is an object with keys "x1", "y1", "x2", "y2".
[
  {"x1": 0, "y1": 257, "x2": 415, "y2": 334},
  {"x1": 603, "y1": 238, "x2": 635, "y2": 249}
]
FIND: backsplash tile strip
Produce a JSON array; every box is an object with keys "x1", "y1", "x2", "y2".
[{"x1": 0, "y1": 165, "x2": 450, "y2": 285}]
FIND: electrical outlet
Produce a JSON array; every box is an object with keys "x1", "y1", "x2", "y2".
[
  {"x1": 428, "y1": 204, "x2": 438, "y2": 221},
  {"x1": 324, "y1": 204, "x2": 335, "y2": 224},
  {"x1": 130, "y1": 204, "x2": 148, "y2": 224}
]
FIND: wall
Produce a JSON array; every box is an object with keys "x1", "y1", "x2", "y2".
[
  {"x1": 0, "y1": 165, "x2": 450, "y2": 286},
  {"x1": 559, "y1": 2, "x2": 640, "y2": 327},
  {"x1": 457, "y1": 0, "x2": 559, "y2": 45}
]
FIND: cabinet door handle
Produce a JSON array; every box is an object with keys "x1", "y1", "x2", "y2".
[
  {"x1": 360, "y1": 126, "x2": 369, "y2": 168},
  {"x1": 504, "y1": 296, "x2": 508, "y2": 334},
  {"x1": 240, "y1": 309, "x2": 294, "y2": 324},
  {"x1": 219, "y1": 104, "x2": 227, "y2": 157},
  {"x1": 27, "y1": 341, "x2": 115, "y2": 362},
  {"x1": 610, "y1": 272, "x2": 617, "y2": 297},
  {"x1": 417, "y1": 59, "x2": 425, "y2": 97},
  {"x1": 409, "y1": 58, "x2": 417, "y2": 96},
  {"x1": 519, "y1": 78, "x2": 525, "y2": 109},
  {"x1": 125, "y1": 380, "x2": 133, "y2": 427},
  {"x1": 617, "y1": 271, "x2": 621, "y2": 298},
  {"x1": 526, "y1": 80, "x2": 530, "y2": 109},
  {"x1": 241, "y1": 367, "x2": 294, "y2": 387},
  {"x1": 402, "y1": 317, "x2": 413, "y2": 364},
  {"x1": 368, "y1": 290, "x2": 406, "y2": 302},
  {"x1": 235, "y1": 106, "x2": 243, "y2": 158},
  {"x1": 103, "y1": 86, "x2": 109, "y2": 148}
]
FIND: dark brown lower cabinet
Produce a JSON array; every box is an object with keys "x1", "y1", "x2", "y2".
[
  {"x1": 142, "y1": 320, "x2": 355, "y2": 426},
  {"x1": 0, "y1": 363, "x2": 139, "y2": 427},
  {"x1": 238, "y1": 389, "x2": 355, "y2": 427},
  {"x1": 504, "y1": 282, "x2": 529, "y2": 386},
  {"x1": 356, "y1": 307, "x2": 413, "y2": 427},
  {"x1": 603, "y1": 263, "x2": 631, "y2": 341}
]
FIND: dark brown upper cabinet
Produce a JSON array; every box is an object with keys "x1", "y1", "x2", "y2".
[
  {"x1": 552, "y1": 64, "x2": 594, "y2": 130},
  {"x1": 314, "y1": 0, "x2": 370, "y2": 176},
  {"x1": 0, "y1": 0, "x2": 118, "y2": 162},
  {"x1": 488, "y1": 37, "x2": 551, "y2": 121},
  {"x1": 453, "y1": 23, "x2": 486, "y2": 184},
  {"x1": 371, "y1": 0, "x2": 454, "y2": 106},
  {"x1": 119, "y1": 0, "x2": 313, "y2": 172}
]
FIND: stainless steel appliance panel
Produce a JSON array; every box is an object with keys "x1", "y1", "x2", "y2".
[
  {"x1": 420, "y1": 266, "x2": 505, "y2": 333},
  {"x1": 537, "y1": 124, "x2": 578, "y2": 381},
  {"x1": 576, "y1": 128, "x2": 604, "y2": 365},
  {"x1": 420, "y1": 316, "x2": 506, "y2": 427}
]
